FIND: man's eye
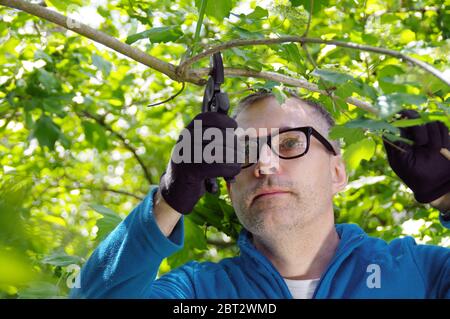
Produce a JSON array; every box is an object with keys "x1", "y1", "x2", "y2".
[{"x1": 280, "y1": 138, "x2": 301, "y2": 149}]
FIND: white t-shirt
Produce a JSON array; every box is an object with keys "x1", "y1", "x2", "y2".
[{"x1": 283, "y1": 278, "x2": 320, "y2": 299}]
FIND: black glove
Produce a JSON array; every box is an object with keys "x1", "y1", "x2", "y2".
[
  {"x1": 159, "y1": 112, "x2": 241, "y2": 214},
  {"x1": 383, "y1": 109, "x2": 450, "y2": 203}
]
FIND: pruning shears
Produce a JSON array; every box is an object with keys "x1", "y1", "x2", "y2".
[{"x1": 202, "y1": 52, "x2": 231, "y2": 194}]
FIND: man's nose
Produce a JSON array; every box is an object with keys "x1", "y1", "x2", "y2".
[{"x1": 253, "y1": 143, "x2": 280, "y2": 177}]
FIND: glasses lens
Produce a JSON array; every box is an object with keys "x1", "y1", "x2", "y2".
[{"x1": 272, "y1": 130, "x2": 308, "y2": 158}]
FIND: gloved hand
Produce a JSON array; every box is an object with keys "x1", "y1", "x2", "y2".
[
  {"x1": 383, "y1": 109, "x2": 450, "y2": 204},
  {"x1": 159, "y1": 112, "x2": 241, "y2": 214}
]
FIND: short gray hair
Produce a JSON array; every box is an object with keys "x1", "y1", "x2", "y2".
[{"x1": 231, "y1": 90, "x2": 340, "y2": 153}]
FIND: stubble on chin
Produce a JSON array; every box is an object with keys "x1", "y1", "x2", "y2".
[{"x1": 237, "y1": 193, "x2": 309, "y2": 235}]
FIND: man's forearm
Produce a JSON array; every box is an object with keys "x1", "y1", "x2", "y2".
[
  {"x1": 71, "y1": 187, "x2": 184, "y2": 298},
  {"x1": 153, "y1": 189, "x2": 182, "y2": 237}
]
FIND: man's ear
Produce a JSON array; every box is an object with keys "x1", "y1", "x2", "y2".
[{"x1": 330, "y1": 155, "x2": 347, "y2": 195}]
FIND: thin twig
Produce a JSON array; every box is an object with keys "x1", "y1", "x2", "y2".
[
  {"x1": 148, "y1": 82, "x2": 185, "y2": 107},
  {"x1": 76, "y1": 185, "x2": 144, "y2": 200},
  {"x1": 381, "y1": 136, "x2": 408, "y2": 153},
  {"x1": 76, "y1": 110, "x2": 154, "y2": 185},
  {"x1": 63, "y1": 172, "x2": 145, "y2": 200}
]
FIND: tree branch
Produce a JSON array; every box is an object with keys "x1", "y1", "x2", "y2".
[
  {"x1": 190, "y1": 67, "x2": 379, "y2": 114},
  {"x1": 178, "y1": 36, "x2": 450, "y2": 87},
  {"x1": 77, "y1": 110, "x2": 154, "y2": 185},
  {"x1": 0, "y1": 0, "x2": 182, "y2": 82}
]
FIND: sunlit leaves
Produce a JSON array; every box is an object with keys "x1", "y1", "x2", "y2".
[
  {"x1": 343, "y1": 138, "x2": 376, "y2": 170},
  {"x1": 0, "y1": 250, "x2": 36, "y2": 287}
]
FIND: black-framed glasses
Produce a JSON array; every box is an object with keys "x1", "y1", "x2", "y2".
[{"x1": 240, "y1": 126, "x2": 337, "y2": 169}]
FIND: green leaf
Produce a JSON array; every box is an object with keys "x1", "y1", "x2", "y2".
[
  {"x1": 92, "y1": 54, "x2": 112, "y2": 77},
  {"x1": 246, "y1": 6, "x2": 268, "y2": 20},
  {"x1": 46, "y1": 0, "x2": 83, "y2": 12},
  {"x1": 195, "y1": 0, "x2": 235, "y2": 20},
  {"x1": 312, "y1": 69, "x2": 356, "y2": 85},
  {"x1": 390, "y1": 118, "x2": 427, "y2": 128},
  {"x1": 329, "y1": 125, "x2": 366, "y2": 145},
  {"x1": 42, "y1": 95, "x2": 73, "y2": 117},
  {"x1": 290, "y1": 0, "x2": 327, "y2": 13},
  {"x1": 272, "y1": 87, "x2": 287, "y2": 105},
  {"x1": 399, "y1": 29, "x2": 416, "y2": 44},
  {"x1": 377, "y1": 65, "x2": 406, "y2": 94},
  {"x1": 81, "y1": 121, "x2": 108, "y2": 151},
  {"x1": 231, "y1": 25, "x2": 264, "y2": 39},
  {"x1": 90, "y1": 204, "x2": 123, "y2": 242},
  {"x1": 376, "y1": 93, "x2": 427, "y2": 118},
  {"x1": 252, "y1": 80, "x2": 280, "y2": 91},
  {"x1": 34, "y1": 50, "x2": 53, "y2": 64},
  {"x1": 167, "y1": 218, "x2": 207, "y2": 269},
  {"x1": 334, "y1": 81, "x2": 356, "y2": 100},
  {"x1": 344, "y1": 118, "x2": 400, "y2": 134},
  {"x1": 343, "y1": 138, "x2": 376, "y2": 170},
  {"x1": 32, "y1": 115, "x2": 62, "y2": 150},
  {"x1": 126, "y1": 26, "x2": 183, "y2": 44},
  {"x1": 26, "y1": 69, "x2": 61, "y2": 97},
  {"x1": 280, "y1": 43, "x2": 305, "y2": 72},
  {"x1": 41, "y1": 252, "x2": 83, "y2": 267}
]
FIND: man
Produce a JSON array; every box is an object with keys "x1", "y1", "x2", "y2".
[{"x1": 70, "y1": 91, "x2": 450, "y2": 298}]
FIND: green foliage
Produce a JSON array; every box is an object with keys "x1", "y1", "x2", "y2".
[
  {"x1": 0, "y1": 0, "x2": 449, "y2": 299},
  {"x1": 195, "y1": 0, "x2": 235, "y2": 20},
  {"x1": 126, "y1": 26, "x2": 184, "y2": 44}
]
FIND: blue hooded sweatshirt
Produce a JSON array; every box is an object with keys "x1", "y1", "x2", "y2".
[{"x1": 70, "y1": 186, "x2": 450, "y2": 299}]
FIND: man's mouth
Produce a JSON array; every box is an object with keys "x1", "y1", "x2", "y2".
[{"x1": 251, "y1": 189, "x2": 291, "y2": 203}]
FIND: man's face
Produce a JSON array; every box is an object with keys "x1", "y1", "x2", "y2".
[{"x1": 227, "y1": 97, "x2": 347, "y2": 237}]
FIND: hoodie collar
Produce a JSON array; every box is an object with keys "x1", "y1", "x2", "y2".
[
  {"x1": 237, "y1": 223, "x2": 367, "y2": 298},
  {"x1": 237, "y1": 223, "x2": 367, "y2": 259}
]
